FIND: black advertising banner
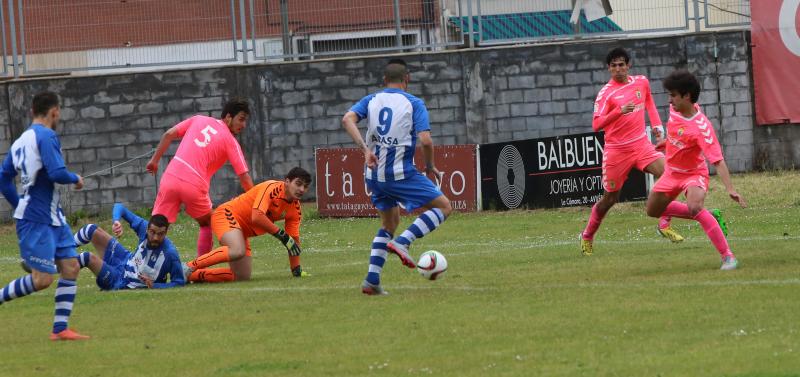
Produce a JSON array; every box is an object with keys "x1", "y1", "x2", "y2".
[{"x1": 480, "y1": 132, "x2": 647, "y2": 210}]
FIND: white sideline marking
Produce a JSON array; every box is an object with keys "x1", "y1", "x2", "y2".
[{"x1": 100, "y1": 277, "x2": 800, "y2": 295}]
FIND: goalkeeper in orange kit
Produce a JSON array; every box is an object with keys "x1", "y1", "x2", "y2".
[{"x1": 182, "y1": 167, "x2": 312, "y2": 282}]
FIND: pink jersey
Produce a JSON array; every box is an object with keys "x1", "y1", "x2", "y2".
[
  {"x1": 664, "y1": 104, "x2": 724, "y2": 173},
  {"x1": 163, "y1": 115, "x2": 249, "y2": 189},
  {"x1": 593, "y1": 75, "x2": 661, "y2": 147}
]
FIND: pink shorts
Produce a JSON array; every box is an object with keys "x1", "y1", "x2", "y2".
[
  {"x1": 652, "y1": 169, "x2": 709, "y2": 198},
  {"x1": 152, "y1": 173, "x2": 212, "y2": 223},
  {"x1": 602, "y1": 139, "x2": 663, "y2": 192}
]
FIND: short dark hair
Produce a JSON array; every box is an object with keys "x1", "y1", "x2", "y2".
[
  {"x1": 384, "y1": 58, "x2": 408, "y2": 83},
  {"x1": 663, "y1": 69, "x2": 701, "y2": 103},
  {"x1": 149, "y1": 214, "x2": 170, "y2": 229},
  {"x1": 221, "y1": 97, "x2": 250, "y2": 119},
  {"x1": 606, "y1": 47, "x2": 630, "y2": 65},
  {"x1": 32, "y1": 91, "x2": 60, "y2": 117},
  {"x1": 286, "y1": 167, "x2": 312, "y2": 185}
]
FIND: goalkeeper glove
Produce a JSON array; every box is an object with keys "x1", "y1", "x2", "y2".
[{"x1": 273, "y1": 229, "x2": 302, "y2": 256}]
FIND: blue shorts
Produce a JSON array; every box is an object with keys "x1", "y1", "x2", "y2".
[
  {"x1": 96, "y1": 239, "x2": 131, "y2": 291},
  {"x1": 367, "y1": 173, "x2": 444, "y2": 212},
  {"x1": 16, "y1": 219, "x2": 77, "y2": 274}
]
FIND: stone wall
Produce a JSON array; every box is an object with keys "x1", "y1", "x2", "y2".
[{"x1": 0, "y1": 30, "x2": 793, "y2": 220}]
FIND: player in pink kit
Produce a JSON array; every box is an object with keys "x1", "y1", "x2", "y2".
[
  {"x1": 580, "y1": 47, "x2": 682, "y2": 256},
  {"x1": 146, "y1": 98, "x2": 254, "y2": 257},
  {"x1": 646, "y1": 70, "x2": 746, "y2": 270}
]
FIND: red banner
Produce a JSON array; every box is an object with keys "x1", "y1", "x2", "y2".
[
  {"x1": 751, "y1": 0, "x2": 800, "y2": 125},
  {"x1": 315, "y1": 145, "x2": 478, "y2": 217}
]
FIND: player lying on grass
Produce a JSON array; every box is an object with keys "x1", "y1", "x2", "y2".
[
  {"x1": 645, "y1": 70, "x2": 747, "y2": 270},
  {"x1": 182, "y1": 167, "x2": 312, "y2": 283},
  {"x1": 72, "y1": 203, "x2": 185, "y2": 289}
]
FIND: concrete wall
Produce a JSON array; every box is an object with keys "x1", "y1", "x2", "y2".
[{"x1": 0, "y1": 30, "x2": 795, "y2": 220}]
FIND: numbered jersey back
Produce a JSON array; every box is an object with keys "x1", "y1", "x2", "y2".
[
  {"x1": 164, "y1": 115, "x2": 249, "y2": 188},
  {"x1": 363, "y1": 90, "x2": 427, "y2": 182}
]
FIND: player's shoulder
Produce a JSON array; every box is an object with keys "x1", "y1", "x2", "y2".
[
  {"x1": 595, "y1": 81, "x2": 615, "y2": 101},
  {"x1": 631, "y1": 75, "x2": 651, "y2": 85}
]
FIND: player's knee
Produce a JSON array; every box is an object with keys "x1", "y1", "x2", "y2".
[
  {"x1": 687, "y1": 204, "x2": 703, "y2": 217},
  {"x1": 31, "y1": 273, "x2": 54, "y2": 290},
  {"x1": 439, "y1": 200, "x2": 453, "y2": 217},
  {"x1": 58, "y1": 259, "x2": 81, "y2": 279},
  {"x1": 228, "y1": 247, "x2": 246, "y2": 260},
  {"x1": 645, "y1": 206, "x2": 661, "y2": 218},
  {"x1": 234, "y1": 271, "x2": 251, "y2": 281}
]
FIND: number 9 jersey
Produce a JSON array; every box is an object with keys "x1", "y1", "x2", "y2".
[{"x1": 349, "y1": 88, "x2": 430, "y2": 182}]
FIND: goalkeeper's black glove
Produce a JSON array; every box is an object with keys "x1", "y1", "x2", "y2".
[{"x1": 273, "y1": 229, "x2": 302, "y2": 256}]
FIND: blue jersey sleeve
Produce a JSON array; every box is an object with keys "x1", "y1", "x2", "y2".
[
  {"x1": 411, "y1": 98, "x2": 431, "y2": 133},
  {"x1": 0, "y1": 153, "x2": 19, "y2": 208},
  {"x1": 349, "y1": 94, "x2": 375, "y2": 120},
  {"x1": 152, "y1": 244, "x2": 185, "y2": 289},
  {"x1": 39, "y1": 133, "x2": 78, "y2": 184},
  {"x1": 113, "y1": 203, "x2": 148, "y2": 239}
]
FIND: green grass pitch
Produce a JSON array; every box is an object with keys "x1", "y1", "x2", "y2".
[{"x1": 0, "y1": 171, "x2": 799, "y2": 376}]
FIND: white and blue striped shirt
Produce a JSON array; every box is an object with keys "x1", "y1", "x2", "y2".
[
  {"x1": 349, "y1": 88, "x2": 431, "y2": 182},
  {"x1": 0, "y1": 124, "x2": 79, "y2": 226}
]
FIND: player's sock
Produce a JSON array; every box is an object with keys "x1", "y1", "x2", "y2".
[
  {"x1": 661, "y1": 201, "x2": 692, "y2": 218},
  {"x1": 189, "y1": 268, "x2": 235, "y2": 283},
  {"x1": 658, "y1": 216, "x2": 671, "y2": 229},
  {"x1": 366, "y1": 229, "x2": 392, "y2": 285},
  {"x1": 52, "y1": 278, "x2": 77, "y2": 334},
  {"x1": 289, "y1": 255, "x2": 301, "y2": 271},
  {"x1": 0, "y1": 275, "x2": 35, "y2": 304},
  {"x1": 73, "y1": 224, "x2": 97, "y2": 246},
  {"x1": 197, "y1": 226, "x2": 213, "y2": 257},
  {"x1": 77, "y1": 252, "x2": 91, "y2": 268},
  {"x1": 187, "y1": 246, "x2": 230, "y2": 270},
  {"x1": 582, "y1": 203, "x2": 606, "y2": 240},
  {"x1": 693, "y1": 209, "x2": 733, "y2": 258},
  {"x1": 395, "y1": 208, "x2": 446, "y2": 246}
]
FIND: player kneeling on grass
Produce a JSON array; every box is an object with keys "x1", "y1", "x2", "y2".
[
  {"x1": 183, "y1": 167, "x2": 312, "y2": 283},
  {"x1": 73, "y1": 203, "x2": 185, "y2": 289},
  {"x1": 645, "y1": 70, "x2": 747, "y2": 270}
]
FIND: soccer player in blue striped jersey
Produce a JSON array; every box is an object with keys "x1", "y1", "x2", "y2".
[
  {"x1": 72, "y1": 203, "x2": 185, "y2": 290},
  {"x1": 342, "y1": 58, "x2": 453, "y2": 295},
  {"x1": 0, "y1": 91, "x2": 89, "y2": 340}
]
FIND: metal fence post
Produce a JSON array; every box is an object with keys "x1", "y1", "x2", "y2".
[
  {"x1": 393, "y1": 0, "x2": 403, "y2": 48},
  {"x1": 16, "y1": 0, "x2": 24, "y2": 74},
  {"x1": 281, "y1": 0, "x2": 291, "y2": 60},
  {"x1": 239, "y1": 0, "x2": 248, "y2": 64},
  {"x1": 476, "y1": 0, "x2": 482, "y2": 44},
  {"x1": 466, "y1": 0, "x2": 474, "y2": 48},
  {"x1": 7, "y1": 0, "x2": 18, "y2": 78},
  {"x1": 693, "y1": 0, "x2": 701, "y2": 32},
  {"x1": 0, "y1": 0, "x2": 7, "y2": 76}
]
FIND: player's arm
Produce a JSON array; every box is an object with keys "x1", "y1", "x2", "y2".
[
  {"x1": 711, "y1": 160, "x2": 746, "y2": 208},
  {"x1": 0, "y1": 154, "x2": 19, "y2": 208},
  {"x1": 146, "y1": 124, "x2": 182, "y2": 175},
  {"x1": 644, "y1": 82, "x2": 665, "y2": 144},
  {"x1": 418, "y1": 131, "x2": 441, "y2": 180},
  {"x1": 152, "y1": 249, "x2": 185, "y2": 288},
  {"x1": 40, "y1": 134, "x2": 82, "y2": 188},
  {"x1": 342, "y1": 111, "x2": 377, "y2": 169},
  {"x1": 112, "y1": 202, "x2": 148, "y2": 238},
  {"x1": 591, "y1": 100, "x2": 625, "y2": 131},
  {"x1": 238, "y1": 173, "x2": 254, "y2": 192}
]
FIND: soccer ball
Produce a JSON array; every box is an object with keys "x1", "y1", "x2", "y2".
[{"x1": 417, "y1": 250, "x2": 448, "y2": 280}]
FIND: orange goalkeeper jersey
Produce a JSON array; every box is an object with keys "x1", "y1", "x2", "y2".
[{"x1": 220, "y1": 180, "x2": 302, "y2": 242}]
